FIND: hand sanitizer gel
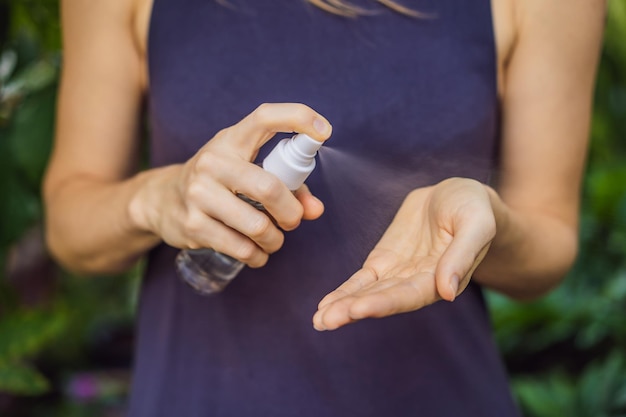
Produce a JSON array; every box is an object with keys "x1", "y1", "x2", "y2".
[{"x1": 176, "y1": 133, "x2": 324, "y2": 295}]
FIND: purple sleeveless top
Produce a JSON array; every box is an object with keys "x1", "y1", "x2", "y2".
[{"x1": 128, "y1": 1, "x2": 520, "y2": 415}]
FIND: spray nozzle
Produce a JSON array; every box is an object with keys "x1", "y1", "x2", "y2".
[
  {"x1": 290, "y1": 132, "x2": 324, "y2": 159},
  {"x1": 262, "y1": 133, "x2": 324, "y2": 191}
]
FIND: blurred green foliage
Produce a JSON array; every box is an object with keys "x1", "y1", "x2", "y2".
[
  {"x1": 0, "y1": 0, "x2": 625, "y2": 416},
  {"x1": 1, "y1": 0, "x2": 61, "y2": 399},
  {"x1": 1, "y1": 1, "x2": 136, "y2": 415}
]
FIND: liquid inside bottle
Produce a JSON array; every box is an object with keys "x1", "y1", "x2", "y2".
[{"x1": 176, "y1": 248, "x2": 245, "y2": 295}]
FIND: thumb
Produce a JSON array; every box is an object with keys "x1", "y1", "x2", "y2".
[
  {"x1": 294, "y1": 184, "x2": 325, "y2": 220},
  {"x1": 435, "y1": 210, "x2": 495, "y2": 301},
  {"x1": 223, "y1": 103, "x2": 332, "y2": 160}
]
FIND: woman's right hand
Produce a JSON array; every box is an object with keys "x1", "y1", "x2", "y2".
[{"x1": 129, "y1": 103, "x2": 332, "y2": 267}]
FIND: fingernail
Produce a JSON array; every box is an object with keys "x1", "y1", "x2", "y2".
[
  {"x1": 313, "y1": 118, "x2": 330, "y2": 136},
  {"x1": 449, "y1": 274, "x2": 460, "y2": 302}
]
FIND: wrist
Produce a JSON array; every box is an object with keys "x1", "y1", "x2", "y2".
[
  {"x1": 127, "y1": 165, "x2": 180, "y2": 235},
  {"x1": 480, "y1": 183, "x2": 528, "y2": 268},
  {"x1": 482, "y1": 184, "x2": 508, "y2": 242}
]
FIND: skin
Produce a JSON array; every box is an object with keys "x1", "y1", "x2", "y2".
[{"x1": 44, "y1": 0, "x2": 606, "y2": 331}]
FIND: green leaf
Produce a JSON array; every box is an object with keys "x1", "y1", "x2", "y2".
[
  {"x1": 578, "y1": 353, "x2": 626, "y2": 416},
  {"x1": 6, "y1": 83, "x2": 57, "y2": 189},
  {"x1": 3, "y1": 58, "x2": 57, "y2": 96},
  {"x1": 0, "y1": 309, "x2": 67, "y2": 362},
  {"x1": 513, "y1": 373, "x2": 577, "y2": 417},
  {"x1": 0, "y1": 166, "x2": 40, "y2": 246},
  {"x1": 9, "y1": 0, "x2": 61, "y2": 52},
  {"x1": 0, "y1": 360, "x2": 49, "y2": 395}
]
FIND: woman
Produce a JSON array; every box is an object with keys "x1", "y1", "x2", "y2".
[{"x1": 44, "y1": 0, "x2": 605, "y2": 415}]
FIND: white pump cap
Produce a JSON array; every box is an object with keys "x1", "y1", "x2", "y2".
[{"x1": 262, "y1": 133, "x2": 324, "y2": 191}]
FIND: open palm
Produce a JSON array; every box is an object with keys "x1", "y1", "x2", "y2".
[{"x1": 313, "y1": 178, "x2": 496, "y2": 331}]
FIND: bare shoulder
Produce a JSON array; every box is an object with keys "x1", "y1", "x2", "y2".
[
  {"x1": 514, "y1": 0, "x2": 606, "y2": 26},
  {"x1": 491, "y1": 0, "x2": 517, "y2": 96},
  {"x1": 492, "y1": 0, "x2": 605, "y2": 97},
  {"x1": 132, "y1": 0, "x2": 154, "y2": 90},
  {"x1": 49, "y1": 0, "x2": 151, "y2": 191},
  {"x1": 508, "y1": 0, "x2": 606, "y2": 61},
  {"x1": 494, "y1": 0, "x2": 605, "y2": 222}
]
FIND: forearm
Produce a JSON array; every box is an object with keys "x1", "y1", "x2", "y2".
[
  {"x1": 44, "y1": 166, "x2": 177, "y2": 275},
  {"x1": 473, "y1": 186, "x2": 578, "y2": 300}
]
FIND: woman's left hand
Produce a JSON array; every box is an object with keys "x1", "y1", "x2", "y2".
[{"x1": 313, "y1": 177, "x2": 497, "y2": 331}]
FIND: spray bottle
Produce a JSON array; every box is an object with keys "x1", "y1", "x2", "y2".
[{"x1": 176, "y1": 133, "x2": 325, "y2": 295}]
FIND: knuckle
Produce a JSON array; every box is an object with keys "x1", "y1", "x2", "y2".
[
  {"x1": 209, "y1": 128, "x2": 234, "y2": 150},
  {"x1": 184, "y1": 240, "x2": 202, "y2": 251},
  {"x1": 213, "y1": 127, "x2": 229, "y2": 139},
  {"x1": 195, "y1": 151, "x2": 218, "y2": 172},
  {"x1": 182, "y1": 215, "x2": 203, "y2": 237},
  {"x1": 252, "y1": 103, "x2": 273, "y2": 125},
  {"x1": 235, "y1": 241, "x2": 258, "y2": 263},
  {"x1": 248, "y1": 253, "x2": 269, "y2": 269},
  {"x1": 255, "y1": 175, "x2": 283, "y2": 200},
  {"x1": 248, "y1": 214, "x2": 272, "y2": 239},
  {"x1": 406, "y1": 188, "x2": 423, "y2": 202},
  {"x1": 292, "y1": 103, "x2": 314, "y2": 124},
  {"x1": 267, "y1": 232, "x2": 285, "y2": 254},
  {"x1": 281, "y1": 208, "x2": 303, "y2": 231},
  {"x1": 185, "y1": 181, "x2": 205, "y2": 203}
]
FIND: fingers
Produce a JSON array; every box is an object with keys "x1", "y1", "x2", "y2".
[
  {"x1": 313, "y1": 270, "x2": 438, "y2": 331},
  {"x1": 187, "y1": 181, "x2": 324, "y2": 265},
  {"x1": 195, "y1": 103, "x2": 330, "y2": 229},
  {"x1": 180, "y1": 209, "x2": 269, "y2": 268},
  {"x1": 181, "y1": 161, "x2": 327, "y2": 264},
  {"x1": 199, "y1": 187, "x2": 285, "y2": 254},
  {"x1": 294, "y1": 184, "x2": 324, "y2": 220},
  {"x1": 435, "y1": 209, "x2": 496, "y2": 301},
  {"x1": 222, "y1": 103, "x2": 332, "y2": 160},
  {"x1": 313, "y1": 268, "x2": 378, "y2": 331},
  {"x1": 317, "y1": 267, "x2": 378, "y2": 310},
  {"x1": 315, "y1": 247, "x2": 404, "y2": 311},
  {"x1": 180, "y1": 156, "x2": 287, "y2": 264},
  {"x1": 203, "y1": 156, "x2": 325, "y2": 229},
  {"x1": 161, "y1": 103, "x2": 331, "y2": 267},
  {"x1": 215, "y1": 161, "x2": 305, "y2": 231}
]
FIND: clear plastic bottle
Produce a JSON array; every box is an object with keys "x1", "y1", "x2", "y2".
[{"x1": 176, "y1": 133, "x2": 324, "y2": 295}]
